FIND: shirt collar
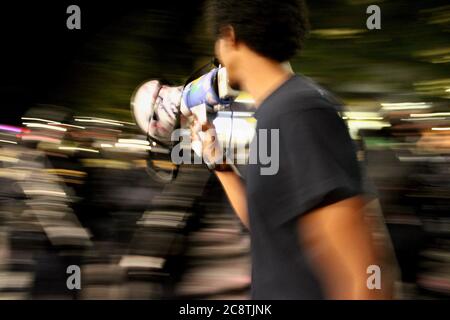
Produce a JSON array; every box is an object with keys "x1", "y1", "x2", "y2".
[{"x1": 253, "y1": 74, "x2": 298, "y2": 120}]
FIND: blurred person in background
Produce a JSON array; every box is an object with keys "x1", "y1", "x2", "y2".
[
  {"x1": 0, "y1": 106, "x2": 91, "y2": 299},
  {"x1": 194, "y1": 0, "x2": 396, "y2": 299}
]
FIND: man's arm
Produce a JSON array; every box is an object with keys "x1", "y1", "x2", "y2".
[
  {"x1": 298, "y1": 195, "x2": 392, "y2": 299},
  {"x1": 215, "y1": 170, "x2": 250, "y2": 228},
  {"x1": 191, "y1": 117, "x2": 250, "y2": 228}
]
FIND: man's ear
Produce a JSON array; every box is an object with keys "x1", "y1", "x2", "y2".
[{"x1": 219, "y1": 25, "x2": 237, "y2": 48}]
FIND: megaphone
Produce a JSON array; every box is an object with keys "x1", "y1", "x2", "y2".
[
  {"x1": 130, "y1": 66, "x2": 240, "y2": 181},
  {"x1": 131, "y1": 67, "x2": 239, "y2": 147}
]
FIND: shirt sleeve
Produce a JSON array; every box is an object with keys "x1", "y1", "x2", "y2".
[{"x1": 276, "y1": 101, "x2": 363, "y2": 225}]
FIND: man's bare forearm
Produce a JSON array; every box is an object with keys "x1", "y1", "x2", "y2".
[{"x1": 214, "y1": 170, "x2": 249, "y2": 228}]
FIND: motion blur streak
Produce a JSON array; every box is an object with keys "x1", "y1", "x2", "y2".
[{"x1": 0, "y1": 0, "x2": 449, "y2": 300}]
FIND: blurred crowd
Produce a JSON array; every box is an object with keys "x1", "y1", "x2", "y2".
[
  {"x1": 360, "y1": 104, "x2": 450, "y2": 299},
  {"x1": 0, "y1": 105, "x2": 250, "y2": 299},
  {"x1": 0, "y1": 102, "x2": 449, "y2": 299}
]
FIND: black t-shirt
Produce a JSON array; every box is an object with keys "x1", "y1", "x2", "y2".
[{"x1": 246, "y1": 74, "x2": 363, "y2": 299}]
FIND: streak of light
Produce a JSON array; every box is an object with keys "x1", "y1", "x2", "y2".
[
  {"x1": 58, "y1": 123, "x2": 86, "y2": 129},
  {"x1": 117, "y1": 139, "x2": 149, "y2": 145},
  {"x1": 114, "y1": 143, "x2": 152, "y2": 150},
  {"x1": 0, "y1": 139, "x2": 17, "y2": 144},
  {"x1": 381, "y1": 102, "x2": 432, "y2": 111},
  {"x1": 0, "y1": 124, "x2": 24, "y2": 133},
  {"x1": 23, "y1": 123, "x2": 67, "y2": 132},
  {"x1": 23, "y1": 190, "x2": 66, "y2": 197},
  {"x1": 410, "y1": 112, "x2": 450, "y2": 118},
  {"x1": 401, "y1": 117, "x2": 447, "y2": 121},
  {"x1": 22, "y1": 117, "x2": 60, "y2": 124},
  {"x1": 46, "y1": 169, "x2": 87, "y2": 177},
  {"x1": 431, "y1": 127, "x2": 450, "y2": 131},
  {"x1": 75, "y1": 116, "x2": 134, "y2": 125},
  {"x1": 74, "y1": 119, "x2": 124, "y2": 127},
  {"x1": 58, "y1": 146, "x2": 99, "y2": 153}
]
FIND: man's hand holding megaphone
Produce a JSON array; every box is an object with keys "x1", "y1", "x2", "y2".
[{"x1": 190, "y1": 113, "x2": 232, "y2": 172}]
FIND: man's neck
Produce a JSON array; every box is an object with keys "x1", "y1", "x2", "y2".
[{"x1": 239, "y1": 56, "x2": 293, "y2": 106}]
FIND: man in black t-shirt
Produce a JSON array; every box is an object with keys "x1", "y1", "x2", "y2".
[{"x1": 199, "y1": 0, "x2": 393, "y2": 299}]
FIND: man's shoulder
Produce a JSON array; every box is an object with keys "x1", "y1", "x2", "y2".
[
  {"x1": 257, "y1": 75, "x2": 343, "y2": 121},
  {"x1": 280, "y1": 75, "x2": 343, "y2": 113}
]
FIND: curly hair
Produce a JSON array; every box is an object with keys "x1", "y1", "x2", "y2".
[{"x1": 206, "y1": 0, "x2": 310, "y2": 62}]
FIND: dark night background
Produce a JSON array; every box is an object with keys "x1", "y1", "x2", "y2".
[
  {"x1": 1, "y1": 0, "x2": 449, "y2": 124},
  {"x1": 0, "y1": 0, "x2": 205, "y2": 124}
]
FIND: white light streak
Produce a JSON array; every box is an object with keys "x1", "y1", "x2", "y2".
[
  {"x1": 58, "y1": 146, "x2": 99, "y2": 153},
  {"x1": 23, "y1": 123, "x2": 67, "y2": 132},
  {"x1": 381, "y1": 102, "x2": 432, "y2": 111},
  {"x1": 117, "y1": 139, "x2": 149, "y2": 145},
  {"x1": 0, "y1": 139, "x2": 17, "y2": 144}
]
